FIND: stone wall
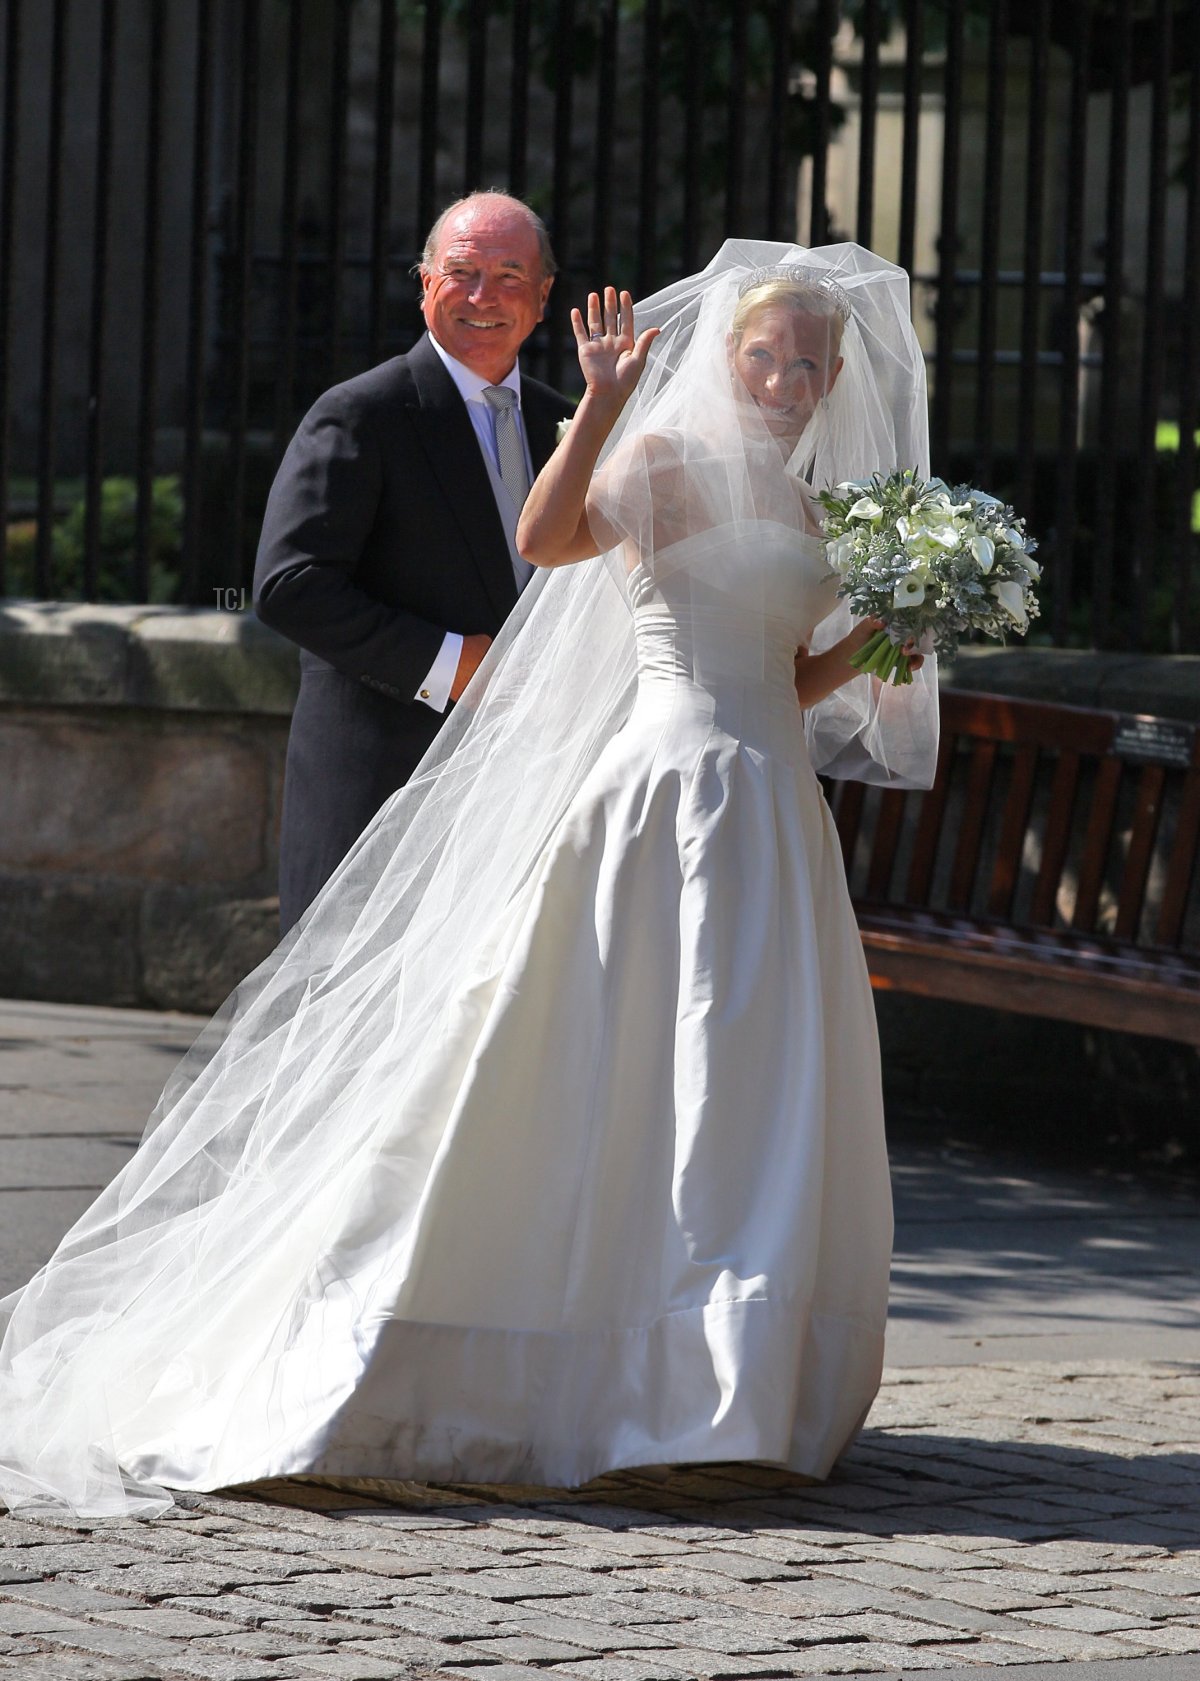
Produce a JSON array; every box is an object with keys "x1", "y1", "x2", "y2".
[
  {"x1": 2, "y1": 602, "x2": 1197, "y2": 1160},
  {"x1": 0, "y1": 602, "x2": 296, "y2": 1013}
]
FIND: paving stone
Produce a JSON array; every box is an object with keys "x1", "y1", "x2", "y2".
[
  {"x1": 331, "y1": 1598, "x2": 509, "y2": 1641},
  {"x1": 230, "y1": 1572, "x2": 402, "y2": 1612},
  {"x1": 535, "y1": 1659, "x2": 687, "y2": 1681},
  {"x1": 998, "y1": 1623, "x2": 1162, "y2": 1659},
  {"x1": 544, "y1": 1532, "x2": 691, "y2": 1561},
  {"x1": 70, "y1": 1560, "x2": 305, "y2": 1601},
  {"x1": 308, "y1": 1550, "x2": 439, "y2": 1580},
  {"x1": 425, "y1": 1566, "x2": 602, "y2": 1600},
  {"x1": 926, "y1": 1638, "x2": 1076, "y2": 1664},
  {"x1": 284, "y1": 1653, "x2": 418, "y2": 1679},
  {"x1": 561, "y1": 1647, "x2": 793, "y2": 1678},
  {"x1": 597, "y1": 1617, "x2": 795, "y2": 1657},
  {"x1": 451, "y1": 1633, "x2": 605, "y2": 1663},
  {"x1": 261, "y1": 1615, "x2": 424, "y2": 1643},
  {"x1": 1015, "y1": 1600, "x2": 1166, "y2": 1632},
  {"x1": 4, "y1": 1579, "x2": 135, "y2": 1615},
  {"x1": 0, "y1": 1542, "x2": 146, "y2": 1575},
  {"x1": 35, "y1": 1620, "x2": 283, "y2": 1677},
  {"x1": 91, "y1": 1605, "x2": 233, "y2": 1638},
  {"x1": 779, "y1": 1642, "x2": 958, "y2": 1673},
  {"x1": 1075, "y1": 1583, "x2": 1200, "y2": 1616},
  {"x1": 323, "y1": 1632, "x2": 500, "y2": 1669},
  {"x1": 924, "y1": 1574, "x2": 1061, "y2": 1612},
  {"x1": 207, "y1": 1629, "x2": 322, "y2": 1659},
  {"x1": 463, "y1": 1605, "x2": 657, "y2": 1653},
  {"x1": 1108, "y1": 1622, "x2": 1200, "y2": 1653},
  {"x1": 163, "y1": 1593, "x2": 319, "y2": 1628},
  {"x1": 0, "y1": 1600, "x2": 98, "y2": 1634},
  {"x1": 0, "y1": 1656, "x2": 165, "y2": 1680},
  {"x1": 502, "y1": 1590, "x2": 696, "y2": 1628},
  {"x1": 446, "y1": 1667, "x2": 560, "y2": 1681}
]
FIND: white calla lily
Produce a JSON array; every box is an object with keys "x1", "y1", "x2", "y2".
[
  {"x1": 894, "y1": 573, "x2": 927, "y2": 608},
  {"x1": 991, "y1": 579, "x2": 1028, "y2": 630},
  {"x1": 848, "y1": 496, "x2": 883, "y2": 521},
  {"x1": 970, "y1": 532, "x2": 995, "y2": 573}
]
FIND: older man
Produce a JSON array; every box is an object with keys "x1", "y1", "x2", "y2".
[{"x1": 254, "y1": 192, "x2": 569, "y2": 930}]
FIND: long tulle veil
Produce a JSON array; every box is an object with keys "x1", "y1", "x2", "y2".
[{"x1": 0, "y1": 238, "x2": 935, "y2": 1519}]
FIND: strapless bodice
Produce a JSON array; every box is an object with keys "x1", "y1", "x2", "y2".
[{"x1": 626, "y1": 520, "x2": 837, "y2": 699}]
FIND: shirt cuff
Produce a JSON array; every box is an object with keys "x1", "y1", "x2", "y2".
[{"x1": 415, "y1": 632, "x2": 462, "y2": 713}]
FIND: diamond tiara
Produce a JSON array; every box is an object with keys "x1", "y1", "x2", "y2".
[{"x1": 735, "y1": 264, "x2": 852, "y2": 324}]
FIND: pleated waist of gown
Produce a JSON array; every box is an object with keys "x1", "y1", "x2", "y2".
[{"x1": 630, "y1": 603, "x2": 813, "y2": 759}]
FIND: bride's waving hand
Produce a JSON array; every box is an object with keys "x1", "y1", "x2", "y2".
[{"x1": 516, "y1": 286, "x2": 658, "y2": 567}]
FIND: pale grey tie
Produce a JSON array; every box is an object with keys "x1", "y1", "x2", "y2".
[{"x1": 483, "y1": 385, "x2": 531, "y2": 509}]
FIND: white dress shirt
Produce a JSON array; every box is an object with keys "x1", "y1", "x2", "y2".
[{"x1": 415, "y1": 337, "x2": 534, "y2": 713}]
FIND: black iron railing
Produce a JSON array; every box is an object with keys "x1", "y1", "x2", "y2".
[{"x1": 0, "y1": 0, "x2": 1196, "y2": 653}]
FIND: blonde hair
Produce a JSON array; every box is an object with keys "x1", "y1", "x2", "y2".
[{"x1": 730, "y1": 274, "x2": 848, "y2": 347}]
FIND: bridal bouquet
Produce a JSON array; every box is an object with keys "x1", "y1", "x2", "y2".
[{"x1": 819, "y1": 470, "x2": 1040, "y2": 686}]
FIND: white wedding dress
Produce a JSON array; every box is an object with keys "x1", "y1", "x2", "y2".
[
  {"x1": 108, "y1": 519, "x2": 892, "y2": 1497},
  {"x1": 1, "y1": 239, "x2": 935, "y2": 1520}
]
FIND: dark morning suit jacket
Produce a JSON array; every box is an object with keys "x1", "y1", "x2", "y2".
[{"x1": 253, "y1": 332, "x2": 568, "y2": 931}]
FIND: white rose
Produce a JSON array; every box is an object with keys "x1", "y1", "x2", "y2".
[{"x1": 828, "y1": 533, "x2": 858, "y2": 571}]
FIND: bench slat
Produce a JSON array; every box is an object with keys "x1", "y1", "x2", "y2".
[
  {"x1": 1073, "y1": 756, "x2": 1122, "y2": 934},
  {"x1": 1114, "y1": 765, "x2": 1167, "y2": 942},
  {"x1": 861, "y1": 925, "x2": 1200, "y2": 1046},
  {"x1": 1029, "y1": 749, "x2": 1080, "y2": 928},
  {"x1": 1157, "y1": 765, "x2": 1200, "y2": 948},
  {"x1": 865, "y1": 787, "x2": 908, "y2": 901},
  {"x1": 834, "y1": 778, "x2": 865, "y2": 877},
  {"x1": 905, "y1": 730, "x2": 955, "y2": 905},
  {"x1": 987, "y1": 743, "x2": 1039, "y2": 919},
  {"x1": 941, "y1": 691, "x2": 1116, "y2": 754},
  {"x1": 839, "y1": 689, "x2": 1200, "y2": 1044},
  {"x1": 948, "y1": 740, "x2": 997, "y2": 910}
]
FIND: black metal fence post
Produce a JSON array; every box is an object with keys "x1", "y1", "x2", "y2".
[
  {"x1": 0, "y1": 0, "x2": 23, "y2": 597},
  {"x1": 0, "y1": 0, "x2": 1193, "y2": 657},
  {"x1": 34, "y1": 0, "x2": 68, "y2": 597}
]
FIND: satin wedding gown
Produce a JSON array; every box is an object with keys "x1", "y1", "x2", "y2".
[{"x1": 105, "y1": 517, "x2": 892, "y2": 1499}]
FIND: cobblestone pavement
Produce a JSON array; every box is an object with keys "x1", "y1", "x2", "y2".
[
  {"x1": 2, "y1": 1001, "x2": 1199, "y2": 1679},
  {"x1": 2, "y1": 1362, "x2": 1198, "y2": 1680}
]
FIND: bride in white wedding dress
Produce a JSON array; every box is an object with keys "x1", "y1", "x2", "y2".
[{"x1": 0, "y1": 240, "x2": 936, "y2": 1520}]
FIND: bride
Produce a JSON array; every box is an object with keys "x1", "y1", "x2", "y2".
[{"x1": 0, "y1": 239, "x2": 936, "y2": 1520}]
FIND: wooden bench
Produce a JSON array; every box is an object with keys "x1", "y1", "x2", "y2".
[{"x1": 822, "y1": 689, "x2": 1200, "y2": 1047}]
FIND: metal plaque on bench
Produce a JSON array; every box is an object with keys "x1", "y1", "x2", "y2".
[{"x1": 1112, "y1": 714, "x2": 1196, "y2": 769}]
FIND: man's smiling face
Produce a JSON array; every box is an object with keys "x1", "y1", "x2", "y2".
[{"x1": 421, "y1": 200, "x2": 552, "y2": 383}]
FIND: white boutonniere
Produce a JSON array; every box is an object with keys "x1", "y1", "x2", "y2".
[{"x1": 555, "y1": 416, "x2": 573, "y2": 446}]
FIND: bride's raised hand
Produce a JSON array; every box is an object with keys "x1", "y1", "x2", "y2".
[{"x1": 571, "y1": 287, "x2": 659, "y2": 408}]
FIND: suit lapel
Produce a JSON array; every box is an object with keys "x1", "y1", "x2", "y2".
[
  {"x1": 523, "y1": 387, "x2": 562, "y2": 476},
  {"x1": 404, "y1": 335, "x2": 517, "y2": 620}
]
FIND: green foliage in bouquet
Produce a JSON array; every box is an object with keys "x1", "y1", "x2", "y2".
[{"x1": 819, "y1": 469, "x2": 1040, "y2": 685}]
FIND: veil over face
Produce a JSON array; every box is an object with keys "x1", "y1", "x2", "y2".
[{"x1": 0, "y1": 239, "x2": 937, "y2": 1522}]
